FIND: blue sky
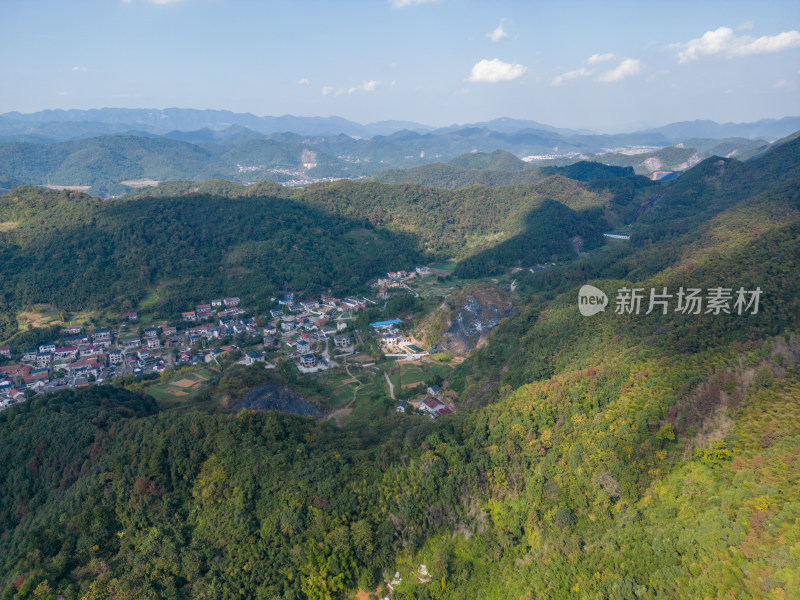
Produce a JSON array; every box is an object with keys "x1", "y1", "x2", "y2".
[{"x1": 2, "y1": 0, "x2": 799, "y2": 131}]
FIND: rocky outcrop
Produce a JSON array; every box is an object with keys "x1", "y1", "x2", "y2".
[
  {"x1": 438, "y1": 287, "x2": 512, "y2": 355},
  {"x1": 230, "y1": 383, "x2": 322, "y2": 416}
]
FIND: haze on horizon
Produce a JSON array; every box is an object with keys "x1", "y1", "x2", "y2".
[{"x1": 2, "y1": 0, "x2": 799, "y2": 133}]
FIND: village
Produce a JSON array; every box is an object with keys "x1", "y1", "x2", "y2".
[{"x1": 0, "y1": 265, "x2": 457, "y2": 421}]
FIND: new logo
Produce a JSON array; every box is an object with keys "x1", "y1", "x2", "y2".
[{"x1": 578, "y1": 285, "x2": 608, "y2": 316}]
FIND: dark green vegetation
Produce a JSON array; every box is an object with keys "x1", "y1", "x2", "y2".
[
  {"x1": 0, "y1": 175, "x2": 618, "y2": 343},
  {"x1": 371, "y1": 157, "x2": 636, "y2": 190},
  {"x1": 448, "y1": 149, "x2": 528, "y2": 171},
  {"x1": 0, "y1": 185, "x2": 424, "y2": 342},
  {"x1": 2, "y1": 134, "x2": 800, "y2": 599}
]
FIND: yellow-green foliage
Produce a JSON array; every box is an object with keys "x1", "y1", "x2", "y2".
[{"x1": 393, "y1": 363, "x2": 800, "y2": 600}]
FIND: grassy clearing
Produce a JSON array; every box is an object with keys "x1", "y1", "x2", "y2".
[
  {"x1": 399, "y1": 370, "x2": 427, "y2": 386},
  {"x1": 146, "y1": 369, "x2": 211, "y2": 408},
  {"x1": 138, "y1": 290, "x2": 160, "y2": 310},
  {"x1": 427, "y1": 362, "x2": 455, "y2": 378},
  {"x1": 16, "y1": 304, "x2": 120, "y2": 331},
  {"x1": 412, "y1": 277, "x2": 463, "y2": 299},
  {"x1": 18, "y1": 306, "x2": 62, "y2": 330},
  {"x1": 356, "y1": 382, "x2": 381, "y2": 400},
  {"x1": 330, "y1": 382, "x2": 357, "y2": 407},
  {"x1": 428, "y1": 261, "x2": 457, "y2": 272}
]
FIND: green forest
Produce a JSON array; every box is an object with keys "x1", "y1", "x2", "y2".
[
  {"x1": 0, "y1": 175, "x2": 620, "y2": 343},
  {"x1": 0, "y1": 125, "x2": 775, "y2": 197},
  {"x1": 1, "y1": 135, "x2": 800, "y2": 599},
  {"x1": 371, "y1": 156, "x2": 637, "y2": 190}
]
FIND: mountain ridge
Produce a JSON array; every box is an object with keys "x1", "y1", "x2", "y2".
[{"x1": 3, "y1": 108, "x2": 799, "y2": 142}]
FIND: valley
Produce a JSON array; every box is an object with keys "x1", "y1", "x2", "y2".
[
  {"x1": 0, "y1": 111, "x2": 795, "y2": 198},
  {"x1": 1, "y1": 120, "x2": 799, "y2": 600},
  {"x1": 4, "y1": 1, "x2": 800, "y2": 597}
]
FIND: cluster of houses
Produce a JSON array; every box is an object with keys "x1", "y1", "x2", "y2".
[
  {"x1": 370, "y1": 319, "x2": 426, "y2": 357},
  {"x1": 182, "y1": 297, "x2": 243, "y2": 322},
  {"x1": 0, "y1": 289, "x2": 373, "y2": 410},
  {"x1": 266, "y1": 292, "x2": 364, "y2": 369},
  {"x1": 1, "y1": 265, "x2": 458, "y2": 415},
  {"x1": 0, "y1": 311, "x2": 268, "y2": 409},
  {"x1": 374, "y1": 266, "x2": 433, "y2": 299},
  {"x1": 384, "y1": 267, "x2": 432, "y2": 280},
  {"x1": 0, "y1": 326, "x2": 115, "y2": 407},
  {"x1": 395, "y1": 385, "x2": 453, "y2": 419}
]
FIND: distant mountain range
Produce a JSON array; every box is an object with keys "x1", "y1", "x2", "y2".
[
  {"x1": 0, "y1": 108, "x2": 434, "y2": 140},
  {"x1": 643, "y1": 117, "x2": 800, "y2": 142},
  {"x1": 0, "y1": 108, "x2": 797, "y2": 196},
  {"x1": 2, "y1": 108, "x2": 799, "y2": 142}
]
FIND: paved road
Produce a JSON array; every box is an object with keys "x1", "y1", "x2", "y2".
[
  {"x1": 400, "y1": 281, "x2": 419, "y2": 298},
  {"x1": 321, "y1": 338, "x2": 338, "y2": 367}
]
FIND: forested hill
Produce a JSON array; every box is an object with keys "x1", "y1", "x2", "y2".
[
  {"x1": 0, "y1": 122, "x2": 786, "y2": 196},
  {"x1": 448, "y1": 149, "x2": 528, "y2": 171},
  {"x1": 0, "y1": 186, "x2": 419, "y2": 340},
  {"x1": 0, "y1": 176, "x2": 615, "y2": 342},
  {"x1": 3, "y1": 133, "x2": 798, "y2": 345},
  {"x1": 1, "y1": 131, "x2": 800, "y2": 599},
  {"x1": 370, "y1": 160, "x2": 637, "y2": 189}
]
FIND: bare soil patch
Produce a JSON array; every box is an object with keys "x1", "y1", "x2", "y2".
[
  {"x1": 326, "y1": 407, "x2": 353, "y2": 426},
  {"x1": 43, "y1": 185, "x2": 91, "y2": 191},
  {"x1": 120, "y1": 179, "x2": 160, "y2": 188}
]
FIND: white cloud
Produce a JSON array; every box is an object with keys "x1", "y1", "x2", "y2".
[
  {"x1": 552, "y1": 67, "x2": 592, "y2": 86},
  {"x1": 390, "y1": 0, "x2": 439, "y2": 7},
  {"x1": 298, "y1": 78, "x2": 309, "y2": 85},
  {"x1": 72, "y1": 66, "x2": 88, "y2": 71},
  {"x1": 487, "y1": 24, "x2": 509, "y2": 43},
  {"x1": 597, "y1": 58, "x2": 642, "y2": 82},
  {"x1": 676, "y1": 26, "x2": 800, "y2": 63},
  {"x1": 467, "y1": 58, "x2": 526, "y2": 82},
  {"x1": 341, "y1": 80, "x2": 379, "y2": 94},
  {"x1": 587, "y1": 53, "x2": 615, "y2": 64},
  {"x1": 775, "y1": 79, "x2": 789, "y2": 88},
  {"x1": 327, "y1": 81, "x2": 380, "y2": 96},
  {"x1": 737, "y1": 21, "x2": 754, "y2": 31}
]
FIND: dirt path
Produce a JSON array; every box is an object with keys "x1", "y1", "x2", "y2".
[
  {"x1": 344, "y1": 365, "x2": 362, "y2": 407},
  {"x1": 326, "y1": 407, "x2": 353, "y2": 425},
  {"x1": 384, "y1": 371, "x2": 395, "y2": 400},
  {"x1": 325, "y1": 365, "x2": 366, "y2": 426}
]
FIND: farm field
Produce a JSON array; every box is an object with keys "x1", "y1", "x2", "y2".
[
  {"x1": 427, "y1": 261, "x2": 457, "y2": 272},
  {"x1": 146, "y1": 368, "x2": 213, "y2": 408},
  {"x1": 15, "y1": 304, "x2": 115, "y2": 332},
  {"x1": 387, "y1": 360, "x2": 455, "y2": 392}
]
